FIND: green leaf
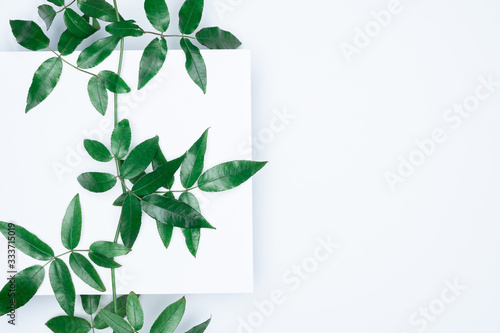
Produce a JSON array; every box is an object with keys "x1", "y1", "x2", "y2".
[
  {"x1": 196, "y1": 27, "x2": 241, "y2": 49},
  {"x1": 120, "y1": 136, "x2": 159, "y2": 179},
  {"x1": 181, "y1": 128, "x2": 208, "y2": 188},
  {"x1": 151, "y1": 297, "x2": 186, "y2": 333},
  {"x1": 69, "y1": 253, "x2": 106, "y2": 292},
  {"x1": 81, "y1": 295, "x2": 101, "y2": 315},
  {"x1": 180, "y1": 38, "x2": 207, "y2": 94},
  {"x1": 90, "y1": 241, "x2": 131, "y2": 257},
  {"x1": 98, "y1": 70, "x2": 131, "y2": 93},
  {"x1": 88, "y1": 251, "x2": 121, "y2": 268},
  {"x1": 156, "y1": 221, "x2": 173, "y2": 249},
  {"x1": 64, "y1": 8, "x2": 97, "y2": 39},
  {"x1": 58, "y1": 30, "x2": 84, "y2": 56},
  {"x1": 127, "y1": 292, "x2": 144, "y2": 331},
  {"x1": 138, "y1": 37, "x2": 168, "y2": 90},
  {"x1": 113, "y1": 193, "x2": 128, "y2": 206},
  {"x1": 0, "y1": 221, "x2": 54, "y2": 260},
  {"x1": 26, "y1": 57, "x2": 63, "y2": 113},
  {"x1": 48, "y1": 0, "x2": 65, "y2": 6},
  {"x1": 198, "y1": 160, "x2": 267, "y2": 192},
  {"x1": 152, "y1": 147, "x2": 177, "y2": 189},
  {"x1": 119, "y1": 194, "x2": 142, "y2": 248},
  {"x1": 77, "y1": 172, "x2": 117, "y2": 193},
  {"x1": 38, "y1": 5, "x2": 57, "y2": 30},
  {"x1": 87, "y1": 76, "x2": 108, "y2": 115},
  {"x1": 94, "y1": 295, "x2": 128, "y2": 329},
  {"x1": 91, "y1": 17, "x2": 101, "y2": 29},
  {"x1": 132, "y1": 155, "x2": 184, "y2": 196},
  {"x1": 99, "y1": 309, "x2": 134, "y2": 333},
  {"x1": 84, "y1": 139, "x2": 113, "y2": 162},
  {"x1": 78, "y1": 36, "x2": 120, "y2": 69},
  {"x1": 178, "y1": 0, "x2": 203, "y2": 34},
  {"x1": 186, "y1": 318, "x2": 211, "y2": 333},
  {"x1": 61, "y1": 194, "x2": 82, "y2": 250},
  {"x1": 10, "y1": 20, "x2": 50, "y2": 51},
  {"x1": 129, "y1": 171, "x2": 146, "y2": 184},
  {"x1": 49, "y1": 258, "x2": 76, "y2": 316},
  {"x1": 141, "y1": 195, "x2": 214, "y2": 229},
  {"x1": 46, "y1": 316, "x2": 91, "y2": 333},
  {"x1": 105, "y1": 20, "x2": 144, "y2": 37},
  {"x1": 145, "y1": 0, "x2": 170, "y2": 32},
  {"x1": 179, "y1": 192, "x2": 201, "y2": 257},
  {"x1": 77, "y1": 0, "x2": 118, "y2": 22},
  {"x1": 0, "y1": 265, "x2": 45, "y2": 316},
  {"x1": 111, "y1": 119, "x2": 132, "y2": 159}
]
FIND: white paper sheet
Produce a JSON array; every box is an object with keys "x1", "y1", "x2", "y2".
[{"x1": 0, "y1": 50, "x2": 254, "y2": 294}]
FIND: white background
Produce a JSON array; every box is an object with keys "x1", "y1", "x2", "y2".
[{"x1": 2, "y1": 0, "x2": 500, "y2": 332}]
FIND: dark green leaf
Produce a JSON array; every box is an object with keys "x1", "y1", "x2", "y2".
[
  {"x1": 198, "y1": 160, "x2": 267, "y2": 192},
  {"x1": 26, "y1": 57, "x2": 63, "y2": 113},
  {"x1": 46, "y1": 316, "x2": 91, "y2": 333},
  {"x1": 38, "y1": 5, "x2": 57, "y2": 30},
  {"x1": 196, "y1": 27, "x2": 241, "y2": 49},
  {"x1": 119, "y1": 195, "x2": 142, "y2": 248},
  {"x1": 84, "y1": 139, "x2": 113, "y2": 162},
  {"x1": 179, "y1": 192, "x2": 201, "y2": 257},
  {"x1": 94, "y1": 295, "x2": 128, "y2": 329},
  {"x1": 99, "y1": 309, "x2": 134, "y2": 333},
  {"x1": 180, "y1": 38, "x2": 207, "y2": 94},
  {"x1": 77, "y1": 172, "x2": 117, "y2": 193},
  {"x1": 77, "y1": 0, "x2": 118, "y2": 22},
  {"x1": 111, "y1": 119, "x2": 132, "y2": 159},
  {"x1": 151, "y1": 297, "x2": 186, "y2": 333},
  {"x1": 127, "y1": 292, "x2": 144, "y2": 331},
  {"x1": 113, "y1": 192, "x2": 128, "y2": 206},
  {"x1": 181, "y1": 128, "x2": 208, "y2": 188},
  {"x1": 48, "y1": 0, "x2": 65, "y2": 6},
  {"x1": 138, "y1": 37, "x2": 167, "y2": 90},
  {"x1": 87, "y1": 76, "x2": 108, "y2": 115},
  {"x1": 81, "y1": 295, "x2": 101, "y2": 315},
  {"x1": 141, "y1": 195, "x2": 214, "y2": 229},
  {"x1": 178, "y1": 0, "x2": 203, "y2": 34},
  {"x1": 132, "y1": 155, "x2": 184, "y2": 196},
  {"x1": 186, "y1": 318, "x2": 211, "y2": 333},
  {"x1": 90, "y1": 241, "x2": 131, "y2": 257},
  {"x1": 99, "y1": 70, "x2": 131, "y2": 93},
  {"x1": 91, "y1": 17, "x2": 101, "y2": 29},
  {"x1": 156, "y1": 221, "x2": 173, "y2": 249},
  {"x1": 105, "y1": 20, "x2": 144, "y2": 37},
  {"x1": 120, "y1": 136, "x2": 159, "y2": 179},
  {"x1": 88, "y1": 251, "x2": 121, "y2": 268},
  {"x1": 129, "y1": 171, "x2": 146, "y2": 184},
  {"x1": 0, "y1": 265, "x2": 45, "y2": 316},
  {"x1": 49, "y1": 258, "x2": 75, "y2": 316},
  {"x1": 69, "y1": 253, "x2": 106, "y2": 292},
  {"x1": 0, "y1": 221, "x2": 54, "y2": 260},
  {"x1": 78, "y1": 36, "x2": 120, "y2": 69},
  {"x1": 10, "y1": 20, "x2": 50, "y2": 51},
  {"x1": 64, "y1": 8, "x2": 97, "y2": 39},
  {"x1": 58, "y1": 30, "x2": 84, "y2": 56},
  {"x1": 61, "y1": 194, "x2": 82, "y2": 250},
  {"x1": 152, "y1": 147, "x2": 177, "y2": 189},
  {"x1": 145, "y1": 0, "x2": 170, "y2": 32}
]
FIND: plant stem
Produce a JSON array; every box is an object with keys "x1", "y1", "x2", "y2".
[
  {"x1": 143, "y1": 31, "x2": 197, "y2": 39},
  {"x1": 48, "y1": 47, "x2": 98, "y2": 77},
  {"x1": 110, "y1": 0, "x2": 125, "y2": 316},
  {"x1": 56, "y1": 0, "x2": 76, "y2": 13}
]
